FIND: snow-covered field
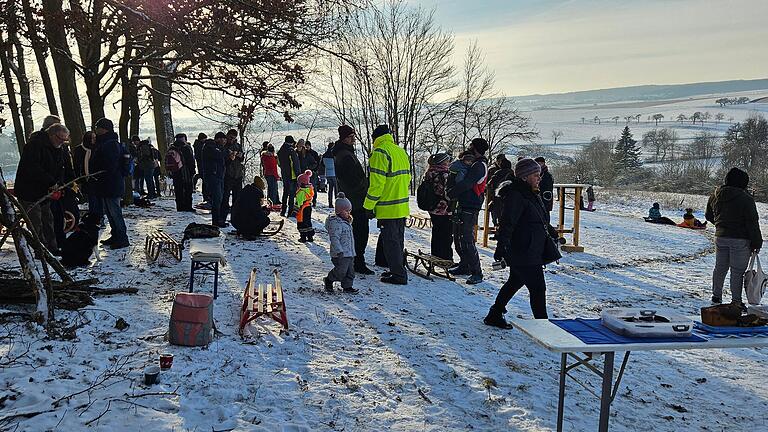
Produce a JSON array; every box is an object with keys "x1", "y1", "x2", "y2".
[{"x1": 1, "y1": 188, "x2": 767, "y2": 431}]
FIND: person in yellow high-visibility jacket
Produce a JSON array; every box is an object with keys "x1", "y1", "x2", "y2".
[{"x1": 363, "y1": 124, "x2": 411, "y2": 285}]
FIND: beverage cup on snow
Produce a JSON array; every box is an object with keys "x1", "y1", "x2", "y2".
[
  {"x1": 159, "y1": 353, "x2": 174, "y2": 370},
  {"x1": 144, "y1": 366, "x2": 161, "y2": 385}
]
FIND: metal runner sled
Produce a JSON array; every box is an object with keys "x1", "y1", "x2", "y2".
[
  {"x1": 405, "y1": 249, "x2": 455, "y2": 281},
  {"x1": 145, "y1": 230, "x2": 183, "y2": 262},
  {"x1": 239, "y1": 268, "x2": 288, "y2": 335}
]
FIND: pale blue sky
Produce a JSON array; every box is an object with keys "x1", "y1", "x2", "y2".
[{"x1": 411, "y1": 0, "x2": 768, "y2": 95}]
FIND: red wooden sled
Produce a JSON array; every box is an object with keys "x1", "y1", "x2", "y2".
[{"x1": 239, "y1": 268, "x2": 288, "y2": 335}]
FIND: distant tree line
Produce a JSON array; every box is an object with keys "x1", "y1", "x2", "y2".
[{"x1": 555, "y1": 114, "x2": 768, "y2": 200}]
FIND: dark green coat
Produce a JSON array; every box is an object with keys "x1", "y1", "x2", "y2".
[{"x1": 705, "y1": 185, "x2": 763, "y2": 250}]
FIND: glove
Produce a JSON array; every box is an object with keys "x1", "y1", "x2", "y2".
[
  {"x1": 494, "y1": 241, "x2": 510, "y2": 262},
  {"x1": 547, "y1": 224, "x2": 559, "y2": 239},
  {"x1": 365, "y1": 209, "x2": 376, "y2": 220}
]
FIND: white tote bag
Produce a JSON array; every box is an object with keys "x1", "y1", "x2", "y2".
[{"x1": 744, "y1": 253, "x2": 768, "y2": 305}]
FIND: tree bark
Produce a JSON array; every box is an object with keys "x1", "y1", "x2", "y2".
[
  {"x1": 41, "y1": 0, "x2": 86, "y2": 146},
  {"x1": 148, "y1": 61, "x2": 175, "y2": 156},
  {"x1": 0, "y1": 33, "x2": 26, "y2": 154},
  {"x1": 22, "y1": 0, "x2": 59, "y2": 116},
  {"x1": 11, "y1": 39, "x2": 35, "y2": 137},
  {"x1": 71, "y1": 0, "x2": 105, "y2": 124}
]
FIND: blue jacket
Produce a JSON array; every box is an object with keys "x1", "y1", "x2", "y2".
[
  {"x1": 90, "y1": 131, "x2": 124, "y2": 198},
  {"x1": 448, "y1": 155, "x2": 488, "y2": 210},
  {"x1": 201, "y1": 139, "x2": 225, "y2": 179}
]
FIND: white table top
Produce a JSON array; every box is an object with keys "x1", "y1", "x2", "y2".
[
  {"x1": 189, "y1": 237, "x2": 225, "y2": 262},
  {"x1": 512, "y1": 319, "x2": 768, "y2": 353}
]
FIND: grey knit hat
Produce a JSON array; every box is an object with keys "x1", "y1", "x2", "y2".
[
  {"x1": 335, "y1": 192, "x2": 352, "y2": 213},
  {"x1": 514, "y1": 157, "x2": 541, "y2": 179}
]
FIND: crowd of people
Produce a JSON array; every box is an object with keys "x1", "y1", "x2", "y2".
[{"x1": 10, "y1": 115, "x2": 763, "y2": 330}]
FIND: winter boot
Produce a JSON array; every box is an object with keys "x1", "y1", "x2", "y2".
[
  {"x1": 342, "y1": 286, "x2": 359, "y2": 294},
  {"x1": 466, "y1": 273, "x2": 483, "y2": 285},
  {"x1": 323, "y1": 277, "x2": 334, "y2": 293},
  {"x1": 483, "y1": 305, "x2": 513, "y2": 329},
  {"x1": 448, "y1": 265, "x2": 471, "y2": 276},
  {"x1": 711, "y1": 296, "x2": 722, "y2": 304},
  {"x1": 299, "y1": 235, "x2": 307, "y2": 243},
  {"x1": 354, "y1": 259, "x2": 375, "y2": 275}
]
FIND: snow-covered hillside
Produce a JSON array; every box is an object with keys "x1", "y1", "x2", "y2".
[{"x1": 1, "y1": 190, "x2": 767, "y2": 431}]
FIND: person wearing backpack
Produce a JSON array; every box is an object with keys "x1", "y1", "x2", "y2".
[
  {"x1": 169, "y1": 133, "x2": 196, "y2": 211},
  {"x1": 420, "y1": 153, "x2": 453, "y2": 261},
  {"x1": 137, "y1": 139, "x2": 157, "y2": 199},
  {"x1": 447, "y1": 138, "x2": 489, "y2": 285},
  {"x1": 91, "y1": 118, "x2": 129, "y2": 249}
]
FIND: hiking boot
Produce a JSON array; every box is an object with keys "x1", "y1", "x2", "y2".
[
  {"x1": 100, "y1": 237, "x2": 114, "y2": 245},
  {"x1": 110, "y1": 241, "x2": 130, "y2": 250},
  {"x1": 466, "y1": 274, "x2": 484, "y2": 285},
  {"x1": 381, "y1": 271, "x2": 392, "y2": 278},
  {"x1": 380, "y1": 274, "x2": 407, "y2": 285},
  {"x1": 354, "y1": 263, "x2": 375, "y2": 275},
  {"x1": 298, "y1": 237, "x2": 307, "y2": 243},
  {"x1": 711, "y1": 296, "x2": 722, "y2": 304},
  {"x1": 448, "y1": 266, "x2": 470, "y2": 276},
  {"x1": 342, "y1": 287, "x2": 359, "y2": 294},
  {"x1": 324, "y1": 277, "x2": 334, "y2": 292},
  {"x1": 307, "y1": 236, "x2": 314, "y2": 242},
  {"x1": 483, "y1": 306, "x2": 514, "y2": 329},
  {"x1": 735, "y1": 302, "x2": 747, "y2": 313}
]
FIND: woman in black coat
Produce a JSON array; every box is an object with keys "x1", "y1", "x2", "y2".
[
  {"x1": 231, "y1": 176, "x2": 271, "y2": 239},
  {"x1": 485, "y1": 158, "x2": 559, "y2": 328}
]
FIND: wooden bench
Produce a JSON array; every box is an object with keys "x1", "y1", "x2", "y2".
[
  {"x1": 239, "y1": 268, "x2": 288, "y2": 335},
  {"x1": 145, "y1": 230, "x2": 183, "y2": 262},
  {"x1": 406, "y1": 214, "x2": 431, "y2": 229},
  {"x1": 404, "y1": 249, "x2": 455, "y2": 281}
]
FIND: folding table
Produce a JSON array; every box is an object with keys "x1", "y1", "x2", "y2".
[{"x1": 512, "y1": 318, "x2": 768, "y2": 432}]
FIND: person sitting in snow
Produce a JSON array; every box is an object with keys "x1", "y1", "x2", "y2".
[
  {"x1": 323, "y1": 193, "x2": 358, "y2": 294},
  {"x1": 294, "y1": 169, "x2": 315, "y2": 242},
  {"x1": 231, "y1": 175, "x2": 271, "y2": 239},
  {"x1": 647, "y1": 202, "x2": 676, "y2": 225},
  {"x1": 681, "y1": 208, "x2": 706, "y2": 228}
]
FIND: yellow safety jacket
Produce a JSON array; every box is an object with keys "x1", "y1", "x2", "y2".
[{"x1": 363, "y1": 133, "x2": 411, "y2": 219}]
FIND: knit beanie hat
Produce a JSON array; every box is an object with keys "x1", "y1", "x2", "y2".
[
  {"x1": 514, "y1": 157, "x2": 541, "y2": 179},
  {"x1": 253, "y1": 175, "x2": 266, "y2": 191},
  {"x1": 94, "y1": 117, "x2": 114, "y2": 131},
  {"x1": 724, "y1": 167, "x2": 749, "y2": 189},
  {"x1": 470, "y1": 137, "x2": 489, "y2": 154},
  {"x1": 335, "y1": 192, "x2": 352, "y2": 213},
  {"x1": 298, "y1": 169, "x2": 312, "y2": 186},
  {"x1": 428, "y1": 152, "x2": 451, "y2": 166},
  {"x1": 372, "y1": 124, "x2": 390, "y2": 140},
  {"x1": 338, "y1": 125, "x2": 355, "y2": 140}
]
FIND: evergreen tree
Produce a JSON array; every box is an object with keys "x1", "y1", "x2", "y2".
[{"x1": 615, "y1": 126, "x2": 642, "y2": 169}]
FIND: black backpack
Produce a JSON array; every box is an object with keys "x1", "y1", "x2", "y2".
[
  {"x1": 181, "y1": 223, "x2": 220, "y2": 246},
  {"x1": 417, "y1": 177, "x2": 440, "y2": 211}
]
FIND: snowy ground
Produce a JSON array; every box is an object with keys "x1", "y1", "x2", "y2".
[{"x1": 1, "y1": 189, "x2": 767, "y2": 432}]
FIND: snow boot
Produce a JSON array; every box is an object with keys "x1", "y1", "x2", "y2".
[
  {"x1": 711, "y1": 296, "x2": 722, "y2": 304},
  {"x1": 484, "y1": 305, "x2": 513, "y2": 329},
  {"x1": 448, "y1": 265, "x2": 470, "y2": 276},
  {"x1": 299, "y1": 235, "x2": 307, "y2": 243},
  {"x1": 466, "y1": 273, "x2": 484, "y2": 285},
  {"x1": 324, "y1": 277, "x2": 334, "y2": 293},
  {"x1": 354, "y1": 260, "x2": 375, "y2": 275},
  {"x1": 343, "y1": 286, "x2": 359, "y2": 294}
]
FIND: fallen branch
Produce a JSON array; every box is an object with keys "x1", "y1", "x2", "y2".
[{"x1": 417, "y1": 388, "x2": 433, "y2": 404}]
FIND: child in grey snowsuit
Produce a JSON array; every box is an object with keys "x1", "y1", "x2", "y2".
[{"x1": 324, "y1": 193, "x2": 358, "y2": 293}]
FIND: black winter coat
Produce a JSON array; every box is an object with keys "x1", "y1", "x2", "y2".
[
  {"x1": 89, "y1": 131, "x2": 124, "y2": 198},
  {"x1": 332, "y1": 141, "x2": 368, "y2": 210},
  {"x1": 171, "y1": 140, "x2": 196, "y2": 184},
  {"x1": 298, "y1": 149, "x2": 319, "y2": 173},
  {"x1": 224, "y1": 141, "x2": 245, "y2": 180},
  {"x1": 539, "y1": 167, "x2": 554, "y2": 212},
  {"x1": 706, "y1": 185, "x2": 763, "y2": 250},
  {"x1": 201, "y1": 139, "x2": 225, "y2": 179},
  {"x1": 277, "y1": 142, "x2": 300, "y2": 181},
  {"x1": 231, "y1": 184, "x2": 270, "y2": 236},
  {"x1": 14, "y1": 132, "x2": 66, "y2": 201},
  {"x1": 495, "y1": 177, "x2": 554, "y2": 266}
]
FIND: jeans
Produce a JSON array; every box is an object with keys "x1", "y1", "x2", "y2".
[
  {"x1": 429, "y1": 213, "x2": 454, "y2": 261},
  {"x1": 379, "y1": 218, "x2": 407, "y2": 280},
  {"x1": 713, "y1": 237, "x2": 751, "y2": 303},
  {"x1": 22, "y1": 200, "x2": 57, "y2": 251},
  {"x1": 206, "y1": 175, "x2": 224, "y2": 225},
  {"x1": 327, "y1": 177, "x2": 337, "y2": 207},
  {"x1": 102, "y1": 197, "x2": 128, "y2": 244},
  {"x1": 221, "y1": 177, "x2": 243, "y2": 222},
  {"x1": 453, "y1": 209, "x2": 481, "y2": 276},
  {"x1": 88, "y1": 193, "x2": 104, "y2": 221},
  {"x1": 494, "y1": 265, "x2": 548, "y2": 319},
  {"x1": 351, "y1": 208, "x2": 370, "y2": 267},
  {"x1": 281, "y1": 179, "x2": 296, "y2": 216},
  {"x1": 265, "y1": 175, "x2": 280, "y2": 205}
]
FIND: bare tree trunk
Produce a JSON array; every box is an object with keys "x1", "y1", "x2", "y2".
[
  {"x1": 71, "y1": 0, "x2": 105, "y2": 124},
  {"x1": 42, "y1": 0, "x2": 86, "y2": 145},
  {"x1": 22, "y1": 0, "x2": 59, "y2": 116},
  {"x1": 11, "y1": 39, "x2": 35, "y2": 137},
  {"x1": 148, "y1": 61, "x2": 175, "y2": 156},
  {"x1": 0, "y1": 33, "x2": 26, "y2": 153}
]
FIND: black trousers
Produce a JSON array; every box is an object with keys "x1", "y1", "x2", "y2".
[
  {"x1": 453, "y1": 209, "x2": 481, "y2": 276},
  {"x1": 493, "y1": 265, "x2": 548, "y2": 319},
  {"x1": 379, "y1": 218, "x2": 406, "y2": 279},
  {"x1": 429, "y1": 213, "x2": 454, "y2": 261},
  {"x1": 173, "y1": 178, "x2": 193, "y2": 211},
  {"x1": 281, "y1": 179, "x2": 296, "y2": 216},
  {"x1": 351, "y1": 208, "x2": 370, "y2": 266},
  {"x1": 221, "y1": 177, "x2": 243, "y2": 221}
]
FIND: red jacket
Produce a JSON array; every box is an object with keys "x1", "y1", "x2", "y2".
[{"x1": 261, "y1": 151, "x2": 280, "y2": 178}]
